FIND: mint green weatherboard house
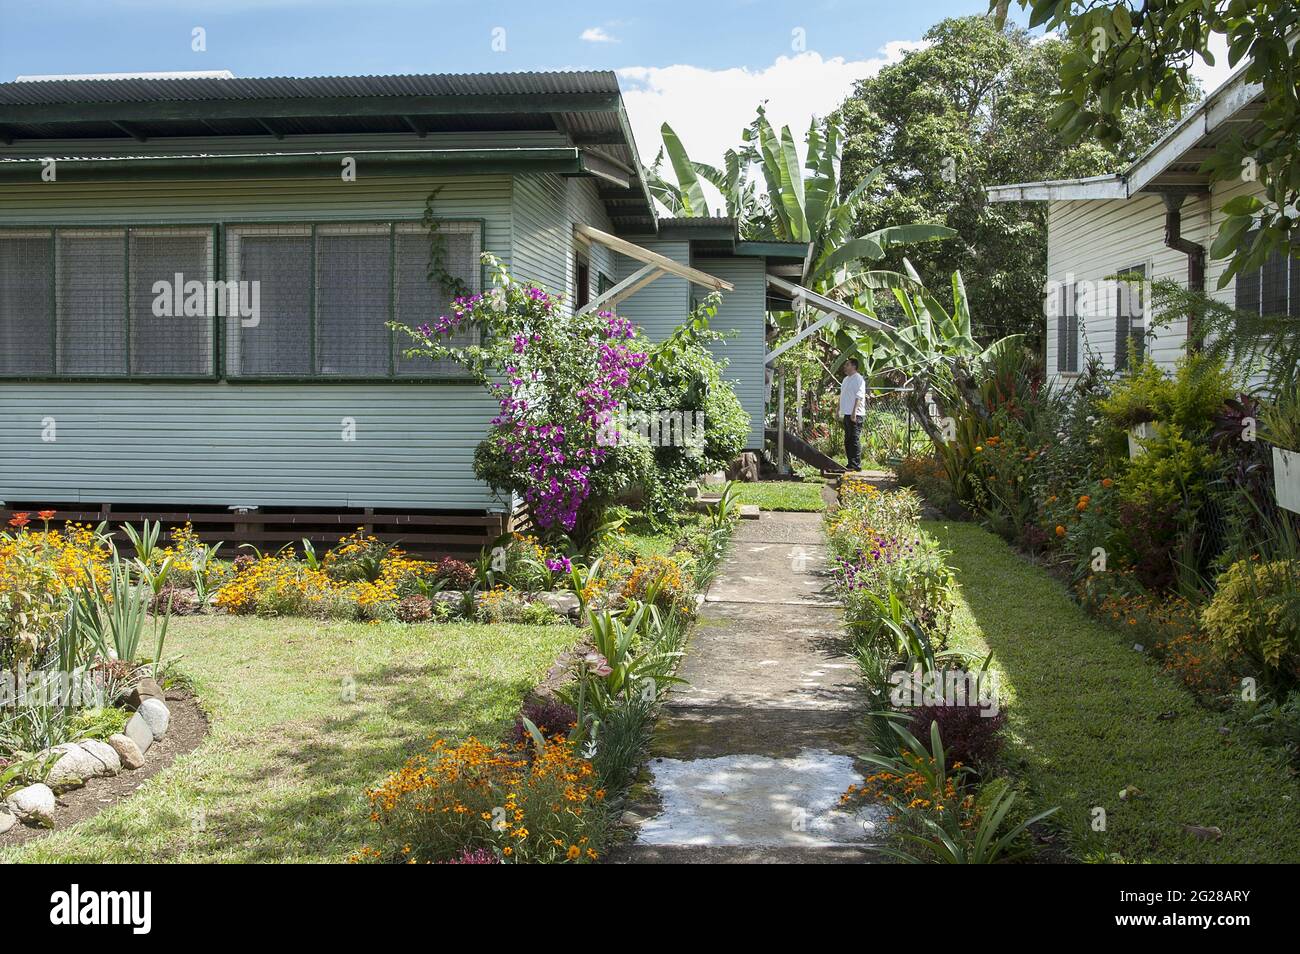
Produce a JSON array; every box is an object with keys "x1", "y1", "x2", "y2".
[{"x1": 0, "y1": 71, "x2": 807, "y2": 553}]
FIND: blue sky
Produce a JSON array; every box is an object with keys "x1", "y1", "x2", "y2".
[
  {"x1": 0, "y1": 1, "x2": 996, "y2": 78},
  {"x1": 0, "y1": 1, "x2": 1229, "y2": 181}
]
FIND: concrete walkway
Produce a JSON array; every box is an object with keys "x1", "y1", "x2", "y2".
[{"x1": 612, "y1": 511, "x2": 885, "y2": 863}]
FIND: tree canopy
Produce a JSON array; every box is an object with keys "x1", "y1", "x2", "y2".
[
  {"x1": 834, "y1": 15, "x2": 1182, "y2": 347},
  {"x1": 992, "y1": 0, "x2": 1299, "y2": 287}
]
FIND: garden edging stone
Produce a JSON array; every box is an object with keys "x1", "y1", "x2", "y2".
[
  {"x1": 138, "y1": 698, "x2": 171, "y2": 739},
  {"x1": 6, "y1": 782, "x2": 56, "y2": 827},
  {"x1": 125, "y1": 712, "x2": 155, "y2": 755},
  {"x1": 108, "y1": 732, "x2": 145, "y2": 769},
  {"x1": 79, "y1": 738, "x2": 122, "y2": 775}
]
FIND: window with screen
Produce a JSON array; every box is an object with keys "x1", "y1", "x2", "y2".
[
  {"x1": 0, "y1": 230, "x2": 54, "y2": 375},
  {"x1": 0, "y1": 226, "x2": 216, "y2": 378},
  {"x1": 1057, "y1": 281, "x2": 1079, "y2": 373},
  {"x1": 1114, "y1": 264, "x2": 1146, "y2": 371},
  {"x1": 226, "y1": 220, "x2": 481, "y2": 379},
  {"x1": 1235, "y1": 234, "x2": 1298, "y2": 318}
]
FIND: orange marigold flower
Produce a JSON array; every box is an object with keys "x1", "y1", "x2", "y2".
[{"x1": 1055, "y1": 525, "x2": 1066, "y2": 537}]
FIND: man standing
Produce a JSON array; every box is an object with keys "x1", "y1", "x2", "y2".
[{"x1": 839, "y1": 358, "x2": 866, "y2": 471}]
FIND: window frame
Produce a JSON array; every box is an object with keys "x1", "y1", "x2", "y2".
[
  {"x1": 0, "y1": 223, "x2": 221, "y2": 382},
  {"x1": 221, "y1": 217, "x2": 486, "y2": 384},
  {"x1": 1056, "y1": 280, "x2": 1080, "y2": 375},
  {"x1": 1113, "y1": 261, "x2": 1149, "y2": 373}
]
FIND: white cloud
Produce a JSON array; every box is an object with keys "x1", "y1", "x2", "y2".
[
  {"x1": 618, "y1": 44, "x2": 925, "y2": 206},
  {"x1": 580, "y1": 27, "x2": 618, "y2": 44}
]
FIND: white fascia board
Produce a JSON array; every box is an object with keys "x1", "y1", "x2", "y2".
[{"x1": 985, "y1": 175, "x2": 1126, "y2": 202}]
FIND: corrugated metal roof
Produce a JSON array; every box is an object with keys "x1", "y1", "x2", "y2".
[{"x1": 0, "y1": 71, "x2": 620, "y2": 105}]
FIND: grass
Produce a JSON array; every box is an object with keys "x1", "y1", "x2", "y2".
[
  {"x1": 926, "y1": 519, "x2": 1300, "y2": 863},
  {"x1": 731, "y1": 480, "x2": 826, "y2": 512},
  {"x1": 3, "y1": 617, "x2": 575, "y2": 864}
]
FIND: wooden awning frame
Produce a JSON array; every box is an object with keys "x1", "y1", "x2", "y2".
[{"x1": 573, "y1": 224, "x2": 733, "y2": 315}]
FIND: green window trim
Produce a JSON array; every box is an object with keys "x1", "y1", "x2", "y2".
[
  {"x1": 222, "y1": 217, "x2": 486, "y2": 383},
  {"x1": 0, "y1": 216, "x2": 487, "y2": 384},
  {"x1": 0, "y1": 223, "x2": 221, "y2": 381}
]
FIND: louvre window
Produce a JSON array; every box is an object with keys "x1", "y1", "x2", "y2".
[
  {"x1": 1235, "y1": 234, "x2": 1298, "y2": 318},
  {"x1": 226, "y1": 220, "x2": 481, "y2": 379},
  {"x1": 1114, "y1": 264, "x2": 1146, "y2": 371},
  {"x1": 0, "y1": 230, "x2": 54, "y2": 375},
  {"x1": 1057, "y1": 282, "x2": 1079, "y2": 373},
  {"x1": 0, "y1": 226, "x2": 215, "y2": 378}
]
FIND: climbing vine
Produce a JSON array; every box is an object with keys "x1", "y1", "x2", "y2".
[{"x1": 422, "y1": 187, "x2": 470, "y2": 299}]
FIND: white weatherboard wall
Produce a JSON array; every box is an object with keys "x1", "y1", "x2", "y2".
[
  {"x1": 613, "y1": 243, "x2": 767, "y2": 449},
  {"x1": 0, "y1": 173, "x2": 521, "y2": 510},
  {"x1": 1044, "y1": 176, "x2": 1261, "y2": 384},
  {"x1": 509, "y1": 173, "x2": 615, "y2": 310},
  {"x1": 695, "y1": 257, "x2": 767, "y2": 449}
]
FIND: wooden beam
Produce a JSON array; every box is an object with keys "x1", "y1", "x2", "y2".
[
  {"x1": 110, "y1": 120, "x2": 148, "y2": 142},
  {"x1": 253, "y1": 117, "x2": 286, "y2": 140},
  {"x1": 576, "y1": 263, "x2": 664, "y2": 315},
  {"x1": 574, "y1": 224, "x2": 734, "y2": 292}
]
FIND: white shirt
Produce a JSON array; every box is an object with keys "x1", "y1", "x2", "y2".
[{"x1": 840, "y1": 372, "x2": 866, "y2": 419}]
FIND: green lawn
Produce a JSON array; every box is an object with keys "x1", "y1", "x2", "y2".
[
  {"x1": 926, "y1": 520, "x2": 1300, "y2": 863},
  {"x1": 731, "y1": 480, "x2": 826, "y2": 512},
  {"x1": 3, "y1": 617, "x2": 575, "y2": 864}
]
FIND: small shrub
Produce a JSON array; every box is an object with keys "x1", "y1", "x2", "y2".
[
  {"x1": 439, "y1": 847, "x2": 499, "y2": 864},
  {"x1": 509, "y1": 697, "x2": 577, "y2": 747},
  {"x1": 395, "y1": 595, "x2": 434, "y2": 623},
  {"x1": 434, "y1": 558, "x2": 476, "y2": 590},
  {"x1": 361, "y1": 735, "x2": 606, "y2": 863},
  {"x1": 1202, "y1": 558, "x2": 1300, "y2": 685},
  {"x1": 906, "y1": 703, "x2": 1006, "y2": 772}
]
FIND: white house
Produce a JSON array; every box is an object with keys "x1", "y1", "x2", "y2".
[{"x1": 987, "y1": 62, "x2": 1297, "y2": 385}]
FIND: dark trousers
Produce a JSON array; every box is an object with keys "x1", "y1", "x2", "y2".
[{"x1": 843, "y1": 414, "x2": 862, "y2": 471}]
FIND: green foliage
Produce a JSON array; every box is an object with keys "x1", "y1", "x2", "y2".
[
  {"x1": 1261, "y1": 384, "x2": 1300, "y2": 453},
  {"x1": 632, "y1": 298, "x2": 750, "y2": 518},
  {"x1": 1202, "y1": 558, "x2": 1300, "y2": 686},
  {"x1": 1149, "y1": 279, "x2": 1300, "y2": 394},
  {"x1": 69, "y1": 706, "x2": 130, "y2": 741},
  {"x1": 994, "y1": 1, "x2": 1300, "y2": 286},
  {"x1": 837, "y1": 15, "x2": 1180, "y2": 347}
]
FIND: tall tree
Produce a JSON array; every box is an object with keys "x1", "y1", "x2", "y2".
[
  {"x1": 835, "y1": 15, "x2": 1182, "y2": 348},
  {"x1": 993, "y1": 0, "x2": 1299, "y2": 287}
]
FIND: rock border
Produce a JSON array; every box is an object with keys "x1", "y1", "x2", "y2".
[{"x1": 1, "y1": 678, "x2": 174, "y2": 832}]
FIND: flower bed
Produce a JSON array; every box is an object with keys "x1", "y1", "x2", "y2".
[
  {"x1": 354, "y1": 494, "x2": 740, "y2": 863},
  {"x1": 823, "y1": 479, "x2": 1050, "y2": 863},
  {"x1": 2, "y1": 513, "x2": 179, "y2": 831}
]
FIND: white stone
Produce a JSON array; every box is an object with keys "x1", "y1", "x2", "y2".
[
  {"x1": 0, "y1": 810, "x2": 16, "y2": 834},
  {"x1": 6, "y1": 783, "x2": 56, "y2": 826},
  {"x1": 44, "y1": 742, "x2": 102, "y2": 788},
  {"x1": 108, "y1": 732, "x2": 146, "y2": 769},
  {"x1": 79, "y1": 738, "x2": 122, "y2": 775},
  {"x1": 124, "y1": 712, "x2": 154, "y2": 755},
  {"x1": 535, "y1": 591, "x2": 581, "y2": 617},
  {"x1": 138, "y1": 698, "x2": 170, "y2": 739}
]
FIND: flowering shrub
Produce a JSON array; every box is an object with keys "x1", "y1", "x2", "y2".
[
  {"x1": 826, "y1": 484, "x2": 955, "y2": 641},
  {"x1": 621, "y1": 553, "x2": 691, "y2": 612},
  {"x1": 395, "y1": 256, "x2": 654, "y2": 538},
  {"x1": 215, "y1": 532, "x2": 450, "y2": 622},
  {"x1": 1, "y1": 516, "x2": 109, "y2": 667},
  {"x1": 358, "y1": 735, "x2": 606, "y2": 863}
]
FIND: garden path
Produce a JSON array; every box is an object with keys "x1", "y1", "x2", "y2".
[{"x1": 612, "y1": 511, "x2": 886, "y2": 863}]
